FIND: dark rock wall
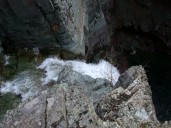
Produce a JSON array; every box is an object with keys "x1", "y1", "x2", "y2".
[
  {"x1": 0, "y1": 0, "x2": 110, "y2": 55},
  {"x1": 0, "y1": 0, "x2": 59, "y2": 50},
  {"x1": 108, "y1": 0, "x2": 171, "y2": 53}
]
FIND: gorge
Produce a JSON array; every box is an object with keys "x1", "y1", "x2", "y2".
[{"x1": 0, "y1": 0, "x2": 171, "y2": 127}]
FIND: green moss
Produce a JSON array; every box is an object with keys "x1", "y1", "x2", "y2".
[
  {"x1": 1, "y1": 65, "x2": 17, "y2": 79},
  {"x1": 0, "y1": 49, "x2": 43, "y2": 80},
  {"x1": 0, "y1": 93, "x2": 21, "y2": 120}
]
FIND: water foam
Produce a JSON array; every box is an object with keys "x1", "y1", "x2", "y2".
[
  {"x1": 0, "y1": 71, "x2": 39, "y2": 101},
  {"x1": 38, "y1": 57, "x2": 120, "y2": 85},
  {"x1": 0, "y1": 57, "x2": 120, "y2": 101}
]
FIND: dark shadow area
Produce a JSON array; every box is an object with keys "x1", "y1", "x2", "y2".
[{"x1": 128, "y1": 51, "x2": 171, "y2": 122}]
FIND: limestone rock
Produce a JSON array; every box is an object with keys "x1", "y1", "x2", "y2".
[
  {"x1": 0, "y1": 76, "x2": 112, "y2": 127},
  {"x1": 96, "y1": 66, "x2": 160, "y2": 127},
  {"x1": 1, "y1": 66, "x2": 169, "y2": 128}
]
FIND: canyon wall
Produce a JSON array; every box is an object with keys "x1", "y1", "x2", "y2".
[{"x1": 0, "y1": 0, "x2": 110, "y2": 55}]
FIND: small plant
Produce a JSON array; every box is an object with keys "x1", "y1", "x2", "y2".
[
  {"x1": 100, "y1": 62, "x2": 119, "y2": 86},
  {"x1": 101, "y1": 46, "x2": 120, "y2": 86}
]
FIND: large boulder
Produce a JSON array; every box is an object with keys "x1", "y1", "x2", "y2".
[
  {"x1": 0, "y1": 59, "x2": 113, "y2": 127},
  {"x1": 96, "y1": 66, "x2": 160, "y2": 127},
  {"x1": 1, "y1": 66, "x2": 169, "y2": 128}
]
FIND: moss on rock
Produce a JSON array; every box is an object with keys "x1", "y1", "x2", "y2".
[{"x1": 0, "y1": 93, "x2": 21, "y2": 120}]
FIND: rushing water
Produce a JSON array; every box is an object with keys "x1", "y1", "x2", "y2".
[
  {"x1": 128, "y1": 51, "x2": 171, "y2": 122},
  {"x1": 0, "y1": 57, "x2": 120, "y2": 118}
]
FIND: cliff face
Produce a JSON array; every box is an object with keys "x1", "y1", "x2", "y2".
[
  {"x1": 0, "y1": 0, "x2": 171, "y2": 56},
  {"x1": 0, "y1": 0, "x2": 110, "y2": 55}
]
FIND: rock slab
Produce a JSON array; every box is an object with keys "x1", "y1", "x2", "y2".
[{"x1": 1, "y1": 66, "x2": 169, "y2": 128}]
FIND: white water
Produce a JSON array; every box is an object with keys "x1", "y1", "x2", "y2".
[
  {"x1": 4, "y1": 55, "x2": 10, "y2": 65},
  {"x1": 0, "y1": 71, "x2": 39, "y2": 101},
  {"x1": 38, "y1": 57, "x2": 120, "y2": 85},
  {"x1": 0, "y1": 57, "x2": 120, "y2": 101}
]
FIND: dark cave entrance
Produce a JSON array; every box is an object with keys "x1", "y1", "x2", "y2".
[
  {"x1": 110, "y1": 24, "x2": 171, "y2": 122},
  {"x1": 128, "y1": 50, "x2": 171, "y2": 122}
]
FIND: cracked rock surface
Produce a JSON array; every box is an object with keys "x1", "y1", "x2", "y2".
[{"x1": 1, "y1": 66, "x2": 170, "y2": 128}]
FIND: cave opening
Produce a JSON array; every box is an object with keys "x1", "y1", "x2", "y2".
[{"x1": 128, "y1": 50, "x2": 171, "y2": 122}]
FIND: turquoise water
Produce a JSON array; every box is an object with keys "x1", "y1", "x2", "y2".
[{"x1": 128, "y1": 51, "x2": 171, "y2": 122}]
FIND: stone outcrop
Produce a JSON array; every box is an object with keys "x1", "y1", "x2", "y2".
[
  {"x1": 0, "y1": 0, "x2": 110, "y2": 55},
  {"x1": 96, "y1": 66, "x2": 159, "y2": 127},
  {"x1": 1, "y1": 66, "x2": 169, "y2": 128}
]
